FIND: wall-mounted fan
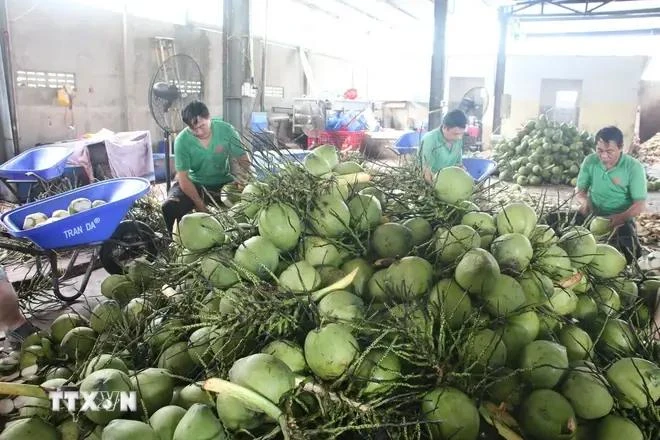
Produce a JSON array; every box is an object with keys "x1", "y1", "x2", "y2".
[
  {"x1": 459, "y1": 86, "x2": 490, "y2": 152},
  {"x1": 148, "y1": 54, "x2": 204, "y2": 191}
]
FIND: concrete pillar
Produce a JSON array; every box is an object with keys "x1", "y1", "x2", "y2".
[
  {"x1": 0, "y1": 0, "x2": 18, "y2": 158},
  {"x1": 428, "y1": 0, "x2": 448, "y2": 130},
  {"x1": 223, "y1": 0, "x2": 252, "y2": 135},
  {"x1": 492, "y1": 7, "x2": 510, "y2": 135}
]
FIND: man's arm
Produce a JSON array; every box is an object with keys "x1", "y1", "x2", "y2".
[
  {"x1": 575, "y1": 188, "x2": 592, "y2": 215},
  {"x1": 609, "y1": 200, "x2": 645, "y2": 228},
  {"x1": 575, "y1": 157, "x2": 592, "y2": 215},
  {"x1": 230, "y1": 154, "x2": 251, "y2": 188},
  {"x1": 610, "y1": 161, "x2": 648, "y2": 227},
  {"x1": 177, "y1": 171, "x2": 208, "y2": 213}
]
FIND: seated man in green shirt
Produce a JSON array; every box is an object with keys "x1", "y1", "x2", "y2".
[
  {"x1": 419, "y1": 109, "x2": 467, "y2": 183},
  {"x1": 161, "y1": 101, "x2": 251, "y2": 234},
  {"x1": 575, "y1": 126, "x2": 646, "y2": 264}
]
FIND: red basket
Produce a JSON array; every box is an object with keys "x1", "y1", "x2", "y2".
[{"x1": 307, "y1": 130, "x2": 365, "y2": 152}]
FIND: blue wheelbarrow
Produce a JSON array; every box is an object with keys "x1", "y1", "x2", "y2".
[
  {"x1": 0, "y1": 146, "x2": 74, "y2": 203},
  {"x1": 0, "y1": 178, "x2": 157, "y2": 302},
  {"x1": 463, "y1": 158, "x2": 498, "y2": 184}
]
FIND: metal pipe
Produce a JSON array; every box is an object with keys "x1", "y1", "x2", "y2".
[
  {"x1": 518, "y1": 12, "x2": 660, "y2": 20},
  {"x1": 515, "y1": 7, "x2": 660, "y2": 19},
  {"x1": 260, "y1": 0, "x2": 268, "y2": 112},
  {"x1": 492, "y1": 7, "x2": 510, "y2": 136},
  {"x1": 121, "y1": 1, "x2": 130, "y2": 131},
  {"x1": 0, "y1": 0, "x2": 19, "y2": 156},
  {"x1": 523, "y1": 28, "x2": 660, "y2": 37},
  {"x1": 428, "y1": 0, "x2": 448, "y2": 130}
]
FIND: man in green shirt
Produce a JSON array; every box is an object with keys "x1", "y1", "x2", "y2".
[
  {"x1": 575, "y1": 125, "x2": 647, "y2": 263},
  {"x1": 419, "y1": 109, "x2": 467, "y2": 183},
  {"x1": 161, "y1": 101, "x2": 251, "y2": 234}
]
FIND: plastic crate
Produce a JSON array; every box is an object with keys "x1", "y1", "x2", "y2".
[
  {"x1": 307, "y1": 130, "x2": 365, "y2": 152},
  {"x1": 1, "y1": 177, "x2": 151, "y2": 249}
]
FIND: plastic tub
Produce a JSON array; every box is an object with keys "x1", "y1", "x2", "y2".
[
  {"x1": 1, "y1": 177, "x2": 151, "y2": 249},
  {"x1": 0, "y1": 146, "x2": 73, "y2": 181},
  {"x1": 463, "y1": 158, "x2": 497, "y2": 183},
  {"x1": 252, "y1": 149, "x2": 310, "y2": 180}
]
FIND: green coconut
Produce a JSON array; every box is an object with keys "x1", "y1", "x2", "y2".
[
  {"x1": 304, "y1": 151, "x2": 332, "y2": 176},
  {"x1": 559, "y1": 228, "x2": 597, "y2": 267},
  {"x1": 537, "y1": 245, "x2": 574, "y2": 280},
  {"x1": 0, "y1": 418, "x2": 58, "y2": 440},
  {"x1": 519, "y1": 340, "x2": 569, "y2": 389},
  {"x1": 520, "y1": 389, "x2": 577, "y2": 440},
  {"x1": 365, "y1": 269, "x2": 390, "y2": 303},
  {"x1": 588, "y1": 244, "x2": 626, "y2": 279},
  {"x1": 262, "y1": 340, "x2": 307, "y2": 373},
  {"x1": 316, "y1": 265, "x2": 347, "y2": 287},
  {"x1": 429, "y1": 279, "x2": 473, "y2": 330},
  {"x1": 355, "y1": 349, "x2": 402, "y2": 397},
  {"x1": 258, "y1": 203, "x2": 303, "y2": 251},
  {"x1": 371, "y1": 222, "x2": 414, "y2": 258},
  {"x1": 84, "y1": 354, "x2": 129, "y2": 377},
  {"x1": 131, "y1": 368, "x2": 174, "y2": 416},
  {"x1": 229, "y1": 353, "x2": 295, "y2": 404},
  {"x1": 157, "y1": 342, "x2": 195, "y2": 377},
  {"x1": 402, "y1": 217, "x2": 433, "y2": 246},
  {"x1": 188, "y1": 326, "x2": 218, "y2": 366},
  {"x1": 421, "y1": 387, "x2": 480, "y2": 440},
  {"x1": 530, "y1": 224, "x2": 558, "y2": 247},
  {"x1": 216, "y1": 392, "x2": 265, "y2": 431},
  {"x1": 495, "y1": 202, "x2": 538, "y2": 237},
  {"x1": 79, "y1": 368, "x2": 134, "y2": 425},
  {"x1": 146, "y1": 317, "x2": 184, "y2": 351},
  {"x1": 178, "y1": 212, "x2": 226, "y2": 251},
  {"x1": 558, "y1": 325, "x2": 593, "y2": 361},
  {"x1": 200, "y1": 254, "x2": 239, "y2": 289},
  {"x1": 460, "y1": 328, "x2": 507, "y2": 372},
  {"x1": 560, "y1": 368, "x2": 614, "y2": 420},
  {"x1": 490, "y1": 233, "x2": 533, "y2": 273},
  {"x1": 486, "y1": 369, "x2": 522, "y2": 406},
  {"x1": 498, "y1": 311, "x2": 540, "y2": 365},
  {"x1": 49, "y1": 313, "x2": 87, "y2": 344},
  {"x1": 434, "y1": 225, "x2": 480, "y2": 264},
  {"x1": 301, "y1": 236, "x2": 343, "y2": 267},
  {"x1": 547, "y1": 287, "x2": 578, "y2": 316},
  {"x1": 598, "y1": 319, "x2": 637, "y2": 357},
  {"x1": 348, "y1": 194, "x2": 382, "y2": 232},
  {"x1": 177, "y1": 383, "x2": 214, "y2": 408},
  {"x1": 309, "y1": 193, "x2": 351, "y2": 238},
  {"x1": 60, "y1": 327, "x2": 96, "y2": 361},
  {"x1": 593, "y1": 285, "x2": 621, "y2": 316},
  {"x1": 340, "y1": 258, "x2": 374, "y2": 296},
  {"x1": 239, "y1": 183, "x2": 265, "y2": 219},
  {"x1": 89, "y1": 300, "x2": 122, "y2": 334},
  {"x1": 589, "y1": 216, "x2": 612, "y2": 237},
  {"x1": 482, "y1": 274, "x2": 527, "y2": 317},
  {"x1": 233, "y1": 235, "x2": 280, "y2": 280},
  {"x1": 461, "y1": 211, "x2": 496, "y2": 243},
  {"x1": 102, "y1": 419, "x2": 159, "y2": 440},
  {"x1": 606, "y1": 357, "x2": 660, "y2": 408},
  {"x1": 596, "y1": 415, "x2": 643, "y2": 440},
  {"x1": 172, "y1": 404, "x2": 227, "y2": 440},
  {"x1": 318, "y1": 290, "x2": 365, "y2": 323},
  {"x1": 386, "y1": 256, "x2": 433, "y2": 301},
  {"x1": 149, "y1": 405, "x2": 187, "y2": 440},
  {"x1": 573, "y1": 295, "x2": 599, "y2": 322},
  {"x1": 454, "y1": 248, "x2": 500, "y2": 295},
  {"x1": 333, "y1": 160, "x2": 364, "y2": 175},
  {"x1": 126, "y1": 257, "x2": 155, "y2": 290},
  {"x1": 279, "y1": 260, "x2": 321, "y2": 293},
  {"x1": 433, "y1": 166, "x2": 475, "y2": 204},
  {"x1": 518, "y1": 270, "x2": 553, "y2": 306},
  {"x1": 123, "y1": 298, "x2": 153, "y2": 327},
  {"x1": 100, "y1": 274, "x2": 139, "y2": 305},
  {"x1": 304, "y1": 323, "x2": 359, "y2": 380}
]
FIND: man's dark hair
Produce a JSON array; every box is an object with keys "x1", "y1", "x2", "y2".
[
  {"x1": 182, "y1": 101, "x2": 210, "y2": 127},
  {"x1": 442, "y1": 109, "x2": 468, "y2": 129},
  {"x1": 596, "y1": 126, "x2": 624, "y2": 149}
]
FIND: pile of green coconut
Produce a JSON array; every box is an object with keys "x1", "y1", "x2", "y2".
[{"x1": 0, "y1": 144, "x2": 659, "y2": 440}]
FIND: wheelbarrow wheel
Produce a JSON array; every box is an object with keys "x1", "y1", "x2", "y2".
[{"x1": 99, "y1": 220, "x2": 158, "y2": 275}]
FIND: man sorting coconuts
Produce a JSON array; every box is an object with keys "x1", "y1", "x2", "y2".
[
  {"x1": 419, "y1": 109, "x2": 468, "y2": 183},
  {"x1": 575, "y1": 126, "x2": 646, "y2": 264},
  {"x1": 161, "y1": 101, "x2": 251, "y2": 234}
]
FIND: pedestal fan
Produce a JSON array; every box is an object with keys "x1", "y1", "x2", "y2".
[{"x1": 148, "y1": 54, "x2": 204, "y2": 191}]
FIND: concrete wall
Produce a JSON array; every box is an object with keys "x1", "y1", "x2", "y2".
[{"x1": 6, "y1": 0, "x2": 361, "y2": 150}]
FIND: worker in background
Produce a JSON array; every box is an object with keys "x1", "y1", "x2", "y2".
[
  {"x1": 161, "y1": 101, "x2": 251, "y2": 234},
  {"x1": 0, "y1": 265, "x2": 38, "y2": 350},
  {"x1": 575, "y1": 125, "x2": 646, "y2": 264},
  {"x1": 419, "y1": 109, "x2": 468, "y2": 183}
]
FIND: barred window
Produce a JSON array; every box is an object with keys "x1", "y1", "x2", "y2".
[{"x1": 16, "y1": 70, "x2": 76, "y2": 89}]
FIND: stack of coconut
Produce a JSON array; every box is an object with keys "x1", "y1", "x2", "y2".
[
  {"x1": 0, "y1": 145, "x2": 659, "y2": 440},
  {"x1": 634, "y1": 133, "x2": 660, "y2": 166}
]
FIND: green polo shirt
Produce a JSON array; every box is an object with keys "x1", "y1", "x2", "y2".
[
  {"x1": 576, "y1": 153, "x2": 647, "y2": 216},
  {"x1": 174, "y1": 118, "x2": 247, "y2": 186},
  {"x1": 419, "y1": 128, "x2": 463, "y2": 173}
]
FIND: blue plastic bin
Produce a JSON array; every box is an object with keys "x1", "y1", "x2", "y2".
[
  {"x1": 252, "y1": 149, "x2": 310, "y2": 179},
  {"x1": 250, "y1": 112, "x2": 268, "y2": 132},
  {"x1": 0, "y1": 146, "x2": 73, "y2": 181},
  {"x1": 153, "y1": 153, "x2": 175, "y2": 182},
  {"x1": 1, "y1": 177, "x2": 151, "y2": 249},
  {"x1": 463, "y1": 158, "x2": 497, "y2": 184},
  {"x1": 15, "y1": 165, "x2": 87, "y2": 202}
]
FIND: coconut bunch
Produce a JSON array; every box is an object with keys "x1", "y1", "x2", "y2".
[
  {"x1": 493, "y1": 114, "x2": 596, "y2": 187},
  {"x1": 634, "y1": 133, "x2": 660, "y2": 165},
  {"x1": 1, "y1": 145, "x2": 660, "y2": 440}
]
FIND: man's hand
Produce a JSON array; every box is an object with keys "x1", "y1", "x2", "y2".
[
  {"x1": 575, "y1": 189, "x2": 591, "y2": 215},
  {"x1": 608, "y1": 213, "x2": 627, "y2": 228}
]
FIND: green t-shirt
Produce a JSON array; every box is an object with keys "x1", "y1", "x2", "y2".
[
  {"x1": 419, "y1": 128, "x2": 463, "y2": 173},
  {"x1": 576, "y1": 153, "x2": 647, "y2": 216},
  {"x1": 174, "y1": 118, "x2": 247, "y2": 186}
]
